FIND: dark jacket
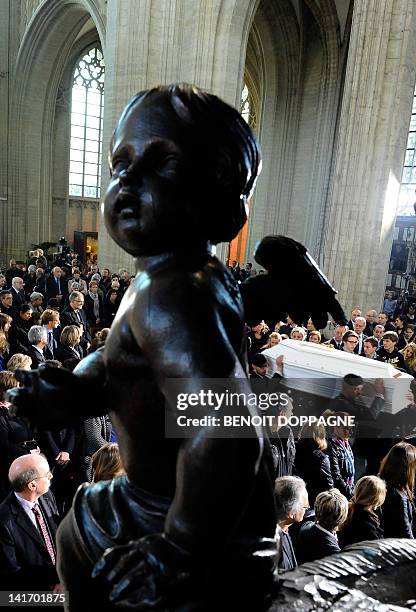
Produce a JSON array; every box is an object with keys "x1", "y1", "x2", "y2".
[
  {"x1": 9, "y1": 320, "x2": 32, "y2": 355},
  {"x1": 294, "y1": 439, "x2": 334, "y2": 506},
  {"x1": 269, "y1": 426, "x2": 295, "y2": 479},
  {"x1": 382, "y1": 486, "x2": 415, "y2": 538},
  {"x1": 56, "y1": 344, "x2": 84, "y2": 365},
  {"x1": 40, "y1": 428, "x2": 76, "y2": 464},
  {"x1": 45, "y1": 275, "x2": 68, "y2": 302},
  {"x1": 339, "y1": 506, "x2": 383, "y2": 547},
  {"x1": 277, "y1": 529, "x2": 297, "y2": 571},
  {"x1": 60, "y1": 306, "x2": 91, "y2": 344},
  {"x1": 376, "y1": 347, "x2": 406, "y2": 371},
  {"x1": 0, "y1": 407, "x2": 37, "y2": 465},
  {"x1": 326, "y1": 437, "x2": 354, "y2": 499},
  {"x1": 28, "y1": 345, "x2": 46, "y2": 369},
  {"x1": 329, "y1": 393, "x2": 384, "y2": 437},
  {"x1": 0, "y1": 491, "x2": 59, "y2": 589},
  {"x1": 103, "y1": 299, "x2": 119, "y2": 328},
  {"x1": 295, "y1": 521, "x2": 340, "y2": 564},
  {"x1": 84, "y1": 293, "x2": 104, "y2": 327}
]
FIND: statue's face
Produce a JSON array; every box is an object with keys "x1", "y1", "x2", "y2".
[{"x1": 104, "y1": 99, "x2": 191, "y2": 256}]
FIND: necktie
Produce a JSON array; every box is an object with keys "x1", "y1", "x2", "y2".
[
  {"x1": 32, "y1": 503, "x2": 55, "y2": 565},
  {"x1": 56, "y1": 277, "x2": 61, "y2": 294},
  {"x1": 76, "y1": 310, "x2": 82, "y2": 324},
  {"x1": 48, "y1": 331, "x2": 54, "y2": 355}
]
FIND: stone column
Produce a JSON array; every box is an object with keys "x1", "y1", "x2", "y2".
[
  {"x1": 324, "y1": 0, "x2": 416, "y2": 314},
  {"x1": 98, "y1": 0, "x2": 256, "y2": 272}
]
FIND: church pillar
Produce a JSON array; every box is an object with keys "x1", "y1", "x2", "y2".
[
  {"x1": 98, "y1": 0, "x2": 257, "y2": 272},
  {"x1": 324, "y1": 0, "x2": 416, "y2": 314}
]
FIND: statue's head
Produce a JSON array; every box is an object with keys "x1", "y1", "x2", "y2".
[{"x1": 104, "y1": 83, "x2": 261, "y2": 256}]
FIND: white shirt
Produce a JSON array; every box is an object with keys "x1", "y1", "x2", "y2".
[{"x1": 14, "y1": 493, "x2": 38, "y2": 529}]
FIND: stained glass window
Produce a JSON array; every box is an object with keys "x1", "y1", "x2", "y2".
[{"x1": 69, "y1": 47, "x2": 105, "y2": 198}]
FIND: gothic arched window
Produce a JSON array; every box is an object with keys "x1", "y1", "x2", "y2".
[
  {"x1": 398, "y1": 87, "x2": 416, "y2": 215},
  {"x1": 69, "y1": 47, "x2": 105, "y2": 198}
]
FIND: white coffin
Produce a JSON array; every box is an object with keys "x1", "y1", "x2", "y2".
[{"x1": 262, "y1": 339, "x2": 413, "y2": 414}]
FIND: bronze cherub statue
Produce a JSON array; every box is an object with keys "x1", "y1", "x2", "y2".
[{"x1": 10, "y1": 84, "x2": 346, "y2": 610}]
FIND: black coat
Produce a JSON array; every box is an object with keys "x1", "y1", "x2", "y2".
[
  {"x1": 103, "y1": 299, "x2": 119, "y2": 327},
  {"x1": 56, "y1": 344, "x2": 83, "y2": 366},
  {"x1": 0, "y1": 407, "x2": 37, "y2": 465},
  {"x1": 339, "y1": 506, "x2": 383, "y2": 547},
  {"x1": 326, "y1": 437, "x2": 354, "y2": 499},
  {"x1": 45, "y1": 275, "x2": 68, "y2": 302},
  {"x1": 40, "y1": 428, "x2": 76, "y2": 464},
  {"x1": 277, "y1": 529, "x2": 297, "y2": 571},
  {"x1": 28, "y1": 345, "x2": 46, "y2": 369},
  {"x1": 382, "y1": 486, "x2": 415, "y2": 538},
  {"x1": 60, "y1": 306, "x2": 91, "y2": 343},
  {"x1": 295, "y1": 521, "x2": 340, "y2": 564},
  {"x1": 269, "y1": 426, "x2": 295, "y2": 479},
  {"x1": 9, "y1": 320, "x2": 32, "y2": 355},
  {"x1": 0, "y1": 491, "x2": 59, "y2": 589},
  {"x1": 84, "y1": 293, "x2": 104, "y2": 327},
  {"x1": 294, "y1": 439, "x2": 334, "y2": 506}
]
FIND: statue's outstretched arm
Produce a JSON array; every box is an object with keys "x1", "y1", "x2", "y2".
[{"x1": 8, "y1": 348, "x2": 108, "y2": 430}]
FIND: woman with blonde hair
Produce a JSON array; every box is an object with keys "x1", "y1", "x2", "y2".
[
  {"x1": 58, "y1": 325, "x2": 83, "y2": 364},
  {"x1": 379, "y1": 441, "x2": 416, "y2": 538},
  {"x1": 290, "y1": 326, "x2": 307, "y2": 341},
  {"x1": 308, "y1": 330, "x2": 321, "y2": 344},
  {"x1": 0, "y1": 313, "x2": 12, "y2": 336},
  {"x1": 0, "y1": 331, "x2": 9, "y2": 372},
  {"x1": 294, "y1": 422, "x2": 334, "y2": 506},
  {"x1": 339, "y1": 475, "x2": 386, "y2": 547},
  {"x1": 400, "y1": 342, "x2": 416, "y2": 374},
  {"x1": 92, "y1": 443, "x2": 125, "y2": 482},
  {"x1": 261, "y1": 332, "x2": 282, "y2": 350},
  {"x1": 6, "y1": 353, "x2": 32, "y2": 372}
]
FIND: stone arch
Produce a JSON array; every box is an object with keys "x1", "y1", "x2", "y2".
[
  {"x1": 241, "y1": 0, "x2": 345, "y2": 266},
  {"x1": 244, "y1": 0, "x2": 301, "y2": 263},
  {"x1": 5, "y1": 0, "x2": 105, "y2": 257},
  {"x1": 52, "y1": 31, "x2": 103, "y2": 242}
]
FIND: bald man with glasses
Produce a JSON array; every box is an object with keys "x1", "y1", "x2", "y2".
[{"x1": 0, "y1": 454, "x2": 61, "y2": 590}]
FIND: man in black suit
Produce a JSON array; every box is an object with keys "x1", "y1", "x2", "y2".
[
  {"x1": 5, "y1": 260, "x2": 23, "y2": 288},
  {"x1": 364, "y1": 309, "x2": 377, "y2": 337},
  {"x1": 377, "y1": 311, "x2": 395, "y2": 332},
  {"x1": 275, "y1": 476, "x2": 308, "y2": 571},
  {"x1": 40, "y1": 309, "x2": 60, "y2": 360},
  {"x1": 0, "y1": 454, "x2": 60, "y2": 590},
  {"x1": 346, "y1": 307, "x2": 361, "y2": 331},
  {"x1": 27, "y1": 325, "x2": 47, "y2": 369},
  {"x1": 0, "y1": 290, "x2": 14, "y2": 318},
  {"x1": 353, "y1": 316, "x2": 368, "y2": 355},
  {"x1": 45, "y1": 267, "x2": 67, "y2": 304},
  {"x1": 327, "y1": 324, "x2": 348, "y2": 350},
  {"x1": 10, "y1": 277, "x2": 26, "y2": 316},
  {"x1": 60, "y1": 291, "x2": 91, "y2": 350}
]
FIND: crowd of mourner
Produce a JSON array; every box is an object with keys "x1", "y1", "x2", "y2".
[{"x1": 1, "y1": 250, "x2": 416, "y2": 589}]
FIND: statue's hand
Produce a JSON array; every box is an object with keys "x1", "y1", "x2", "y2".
[
  {"x1": 8, "y1": 366, "x2": 81, "y2": 430},
  {"x1": 92, "y1": 534, "x2": 192, "y2": 610}
]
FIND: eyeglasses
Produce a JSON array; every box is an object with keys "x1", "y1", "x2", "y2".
[{"x1": 346, "y1": 340, "x2": 358, "y2": 344}]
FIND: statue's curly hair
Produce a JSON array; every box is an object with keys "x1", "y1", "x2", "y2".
[{"x1": 112, "y1": 83, "x2": 261, "y2": 244}]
